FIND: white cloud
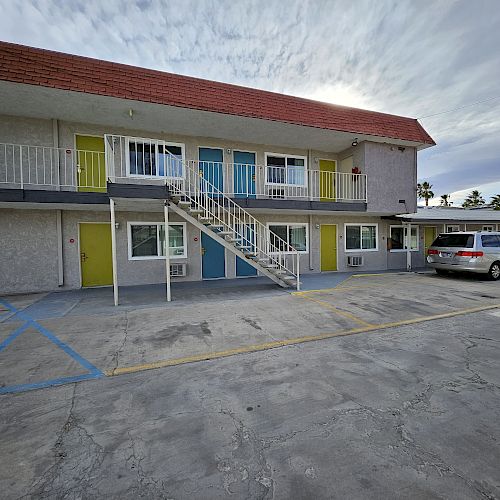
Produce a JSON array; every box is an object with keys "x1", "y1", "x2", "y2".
[{"x1": 0, "y1": 0, "x2": 499, "y2": 199}]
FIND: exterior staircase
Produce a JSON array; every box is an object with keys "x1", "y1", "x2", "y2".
[{"x1": 165, "y1": 160, "x2": 301, "y2": 289}]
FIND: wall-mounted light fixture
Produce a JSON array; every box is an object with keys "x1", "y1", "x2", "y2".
[
  {"x1": 115, "y1": 222, "x2": 120, "y2": 230},
  {"x1": 398, "y1": 146, "x2": 406, "y2": 152},
  {"x1": 128, "y1": 109, "x2": 134, "y2": 118},
  {"x1": 315, "y1": 224, "x2": 320, "y2": 229},
  {"x1": 351, "y1": 138, "x2": 358, "y2": 147},
  {"x1": 226, "y1": 148, "x2": 232, "y2": 154}
]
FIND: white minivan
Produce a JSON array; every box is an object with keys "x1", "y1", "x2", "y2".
[{"x1": 427, "y1": 231, "x2": 500, "y2": 280}]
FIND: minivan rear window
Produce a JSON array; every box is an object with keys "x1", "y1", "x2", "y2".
[{"x1": 432, "y1": 234, "x2": 474, "y2": 248}]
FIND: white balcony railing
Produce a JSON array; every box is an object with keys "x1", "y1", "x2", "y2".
[
  {"x1": 0, "y1": 139, "x2": 367, "y2": 203},
  {"x1": 0, "y1": 143, "x2": 106, "y2": 191}
]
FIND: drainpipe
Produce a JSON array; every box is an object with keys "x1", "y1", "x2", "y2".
[{"x1": 56, "y1": 210, "x2": 64, "y2": 286}]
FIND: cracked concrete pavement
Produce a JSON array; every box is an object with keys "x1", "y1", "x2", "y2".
[
  {"x1": 1, "y1": 306, "x2": 500, "y2": 499},
  {"x1": 2, "y1": 272, "x2": 500, "y2": 380}
]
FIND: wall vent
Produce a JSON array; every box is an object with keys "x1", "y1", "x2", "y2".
[
  {"x1": 170, "y1": 263, "x2": 186, "y2": 277},
  {"x1": 347, "y1": 255, "x2": 363, "y2": 267}
]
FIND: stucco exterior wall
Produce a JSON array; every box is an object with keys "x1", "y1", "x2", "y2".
[
  {"x1": 363, "y1": 141, "x2": 417, "y2": 214},
  {"x1": 61, "y1": 209, "x2": 200, "y2": 289},
  {"x1": 1, "y1": 206, "x2": 412, "y2": 294},
  {"x1": 55, "y1": 120, "x2": 338, "y2": 175},
  {"x1": 0, "y1": 115, "x2": 54, "y2": 147},
  {"x1": 0, "y1": 208, "x2": 60, "y2": 294},
  {"x1": 1, "y1": 114, "x2": 421, "y2": 216}
]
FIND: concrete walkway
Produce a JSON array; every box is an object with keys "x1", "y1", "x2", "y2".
[{"x1": 1, "y1": 269, "x2": 431, "y2": 322}]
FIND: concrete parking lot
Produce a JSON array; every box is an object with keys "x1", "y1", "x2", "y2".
[{"x1": 1, "y1": 271, "x2": 500, "y2": 498}]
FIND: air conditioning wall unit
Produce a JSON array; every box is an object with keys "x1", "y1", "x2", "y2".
[
  {"x1": 170, "y1": 263, "x2": 187, "y2": 277},
  {"x1": 347, "y1": 255, "x2": 363, "y2": 267}
]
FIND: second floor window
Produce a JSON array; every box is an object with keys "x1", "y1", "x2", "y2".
[
  {"x1": 265, "y1": 154, "x2": 306, "y2": 186},
  {"x1": 128, "y1": 139, "x2": 184, "y2": 178}
]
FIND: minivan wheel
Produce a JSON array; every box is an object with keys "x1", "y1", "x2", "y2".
[
  {"x1": 488, "y1": 262, "x2": 500, "y2": 281},
  {"x1": 435, "y1": 269, "x2": 448, "y2": 276}
]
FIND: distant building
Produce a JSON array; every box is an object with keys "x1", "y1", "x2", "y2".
[{"x1": 388, "y1": 207, "x2": 500, "y2": 269}]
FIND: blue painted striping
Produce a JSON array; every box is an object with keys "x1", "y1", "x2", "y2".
[
  {"x1": 31, "y1": 322, "x2": 103, "y2": 375},
  {"x1": 0, "y1": 372, "x2": 102, "y2": 395},
  {"x1": 0, "y1": 299, "x2": 104, "y2": 377},
  {"x1": 0, "y1": 322, "x2": 31, "y2": 352}
]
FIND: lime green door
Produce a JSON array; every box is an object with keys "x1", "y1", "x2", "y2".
[
  {"x1": 80, "y1": 223, "x2": 113, "y2": 287},
  {"x1": 319, "y1": 160, "x2": 336, "y2": 201},
  {"x1": 76, "y1": 135, "x2": 106, "y2": 192},
  {"x1": 424, "y1": 226, "x2": 437, "y2": 257},
  {"x1": 320, "y1": 225, "x2": 337, "y2": 271}
]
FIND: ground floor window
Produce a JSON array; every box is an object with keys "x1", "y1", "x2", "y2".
[
  {"x1": 268, "y1": 223, "x2": 308, "y2": 253},
  {"x1": 389, "y1": 226, "x2": 419, "y2": 251},
  {"x1": 345, "y1": 224, "x2": 378, "y2": 251},
  {"x1": 128, "y1": 222, "x2": 186, "y2": 259},
  {"x1": 446, "y1": 224, "x2": 460, "y2": 232},
  {"x1": 483, "y1": 225, "x2": 496, "y2": 232}
]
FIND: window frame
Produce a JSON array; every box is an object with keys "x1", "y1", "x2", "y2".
[
  {"x1": 344, "y1": 223, "x2": 379, "y2": 252},
  {"x1": 389, "y1": 225, "x2": 419, "y2": 252},
  {"x1": 127, "y1": 221, "x2": 187, "y2": 261},
  {"x1": 446, "y1": 224, "x2": 461, "y2": 233},
  {"x1": 264, "y1": 152, "x2": 308, "y2": 188},
  {"x1": 482, "y1": 225, "x2": 496, "y2": 232},
  {"x1": 125, "y1": 136, "x2": 185, "y2": 179},
  {"x1": 266, "y1": 222, "x2": 309, "y2": 254}
]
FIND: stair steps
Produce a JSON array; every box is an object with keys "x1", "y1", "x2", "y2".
[{"x1": 165, "y1": 160, "x2": 300, "y2": 289}]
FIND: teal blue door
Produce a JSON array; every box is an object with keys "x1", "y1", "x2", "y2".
[
  {"x1": 233, "y1": 151, "x2": 256, "y2": 199},
  {"x1": 201, "y1": 232, "x2": 225, "y2": 279},
  {"x1": 236, "y1": 224, "x2": 258, "y2": 277},
  {"x1": 199, "y1": 147, "x2": 224, "y2": 195}
]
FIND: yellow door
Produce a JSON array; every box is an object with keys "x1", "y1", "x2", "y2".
[
  {"x1": 319, "y1": 160, "x2": 336, "y2": 201},
  {"x1": 320, "y1": 225, "x2": 337, "y2": 271},
  {"x1": 76, "y1": 135, "x2": 106, "y2": 192},
  {"x1": 80, "y1": 223, "x2": 113, "y2": 287},
  {"x1": 424, "y1": 226, "x2": 437, "y2": 255}
]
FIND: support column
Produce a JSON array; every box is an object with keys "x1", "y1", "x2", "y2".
[
  {"x1": 110, "y1": 198, "x2": 119, "y2": 306},
  {"x1": 164, "y1": 201, "x2": 172, "y2": 302}
]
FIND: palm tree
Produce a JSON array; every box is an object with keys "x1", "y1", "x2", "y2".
[
  {"x1": 462, "y1": 190, "x2": 485, "y2": 208},
  {"x1": 417, "y1": 181, "x2": 434, "y2": 206},
  {"x1": 440, "y1": 194, "x2": 452, "y2": 206},
  {"x1": 490, "y1": 194, "x2": 500, "y2": 210}
]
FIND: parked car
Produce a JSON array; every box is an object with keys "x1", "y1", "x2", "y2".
[{"x1": 427, "y1": 231, "x2": 500, "y2": 280}]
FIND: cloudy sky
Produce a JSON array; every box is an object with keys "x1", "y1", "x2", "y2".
[{"x1": 1, "y1": 0, "x2": 499, "y2": 205}]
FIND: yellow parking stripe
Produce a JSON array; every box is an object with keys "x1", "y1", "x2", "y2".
[
  {"x1": 296, "y1": 293, "x2": 375, "y2": 327},
  {"x1": 106, "y1": 303, "x2": 500, "y2": 378}
]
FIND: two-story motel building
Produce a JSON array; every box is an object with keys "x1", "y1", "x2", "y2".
[{"x1": 0, "y1": 42, "x2": 435, "y2": 299}]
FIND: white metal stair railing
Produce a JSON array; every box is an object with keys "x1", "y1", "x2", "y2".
[{"x1": 166, "y1": 159, "x2": 301, "y2": 290}]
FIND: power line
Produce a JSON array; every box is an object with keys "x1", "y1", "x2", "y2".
[{"x1": 417, "y1": 94, "x2": 500, "y2": 120}]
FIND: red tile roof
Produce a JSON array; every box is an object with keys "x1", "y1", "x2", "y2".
[{"x1": 0, "y1": 41, "x2": 435, "y2": 145}]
